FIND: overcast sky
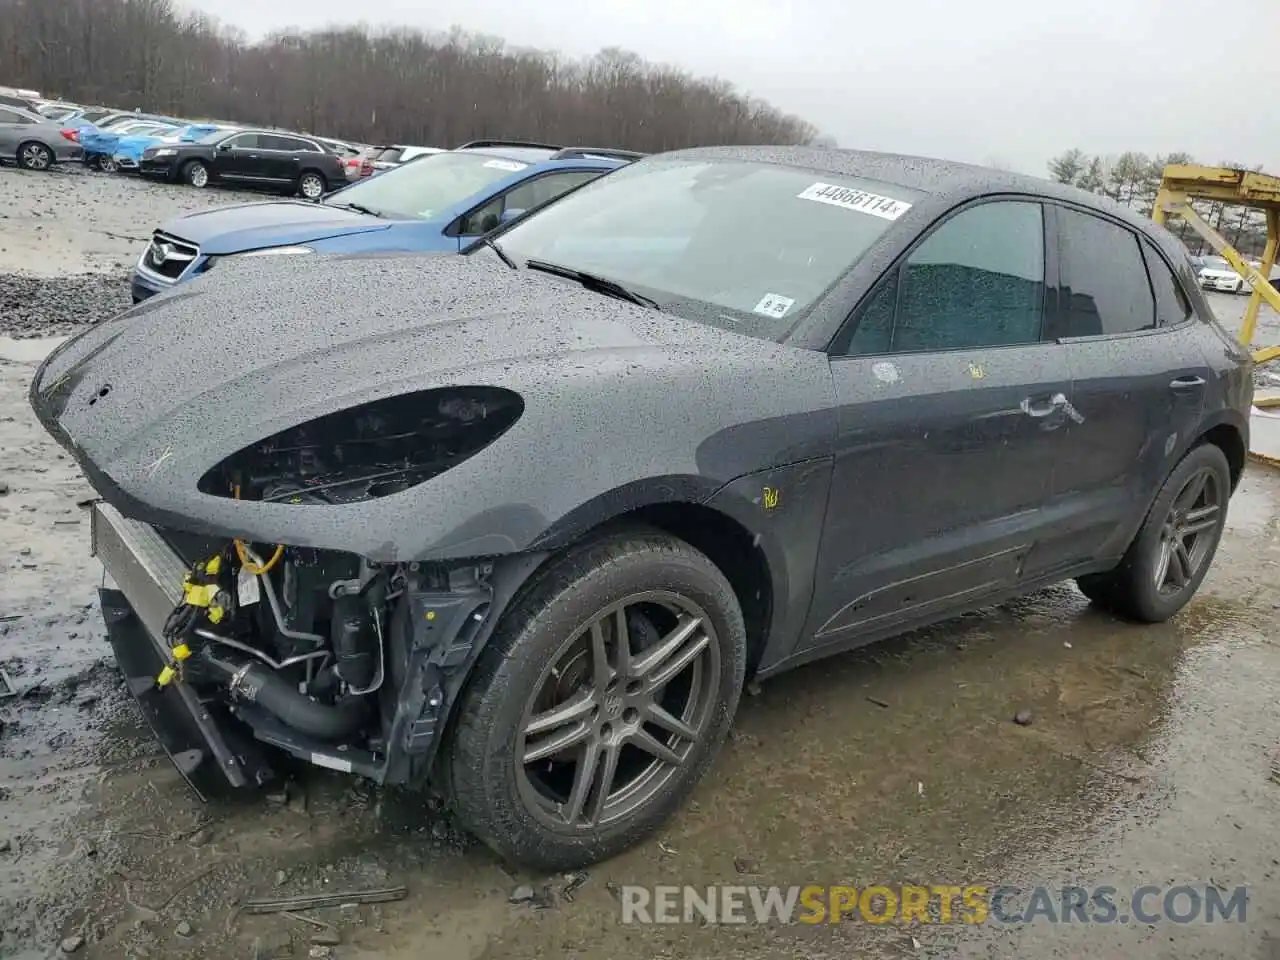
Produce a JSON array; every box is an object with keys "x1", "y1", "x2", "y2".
[{"x1": 196, "y1": 0, "x2": 1278, "y2": 175}]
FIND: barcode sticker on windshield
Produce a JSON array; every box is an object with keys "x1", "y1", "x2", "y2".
[
  {"x1": 483, "y1": 159, "x2": 527, "y2": 172},
  {"x1": 754, "y1": 293, "x2": 795, "y2": 319},
  {"x1": 797, "y1": 183, "x2": 911, "y2": 220}
]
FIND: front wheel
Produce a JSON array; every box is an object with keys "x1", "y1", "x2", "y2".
[
  {"x1": 444, "y1": 530, "x2": 746, "y2": 870},
  {"x1": 97, "y1": 155, "x2": 119, "y2": 173},
  {"x1": 182, "y1": 159, "x2": 209, "y2": 188},
  {"x1": 297, "y1": 171, "x2": 326, "y2": 199},
  {"x1": 17, "y1": 141, "x2": 53, "y2": 171},
  {"x1": 1076, "y1": 443, "x2": 1231, "y2": 622}
]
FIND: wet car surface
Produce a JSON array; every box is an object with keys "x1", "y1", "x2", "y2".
[{"x1": 1, "y1": 338, "x2": 1278, "y2": 958}]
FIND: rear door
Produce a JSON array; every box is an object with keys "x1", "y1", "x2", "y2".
[
  {"x1": 1042, "y1": 203, "x2": 1212, "y2": 564},
  {"x1": 0, "y1": 106, "x2": 38, "y2": 156},
  {"x1": 801, "y1": 198, "x2": 1073, "y2": 654},
  {"x1": 256, "y1": 134, "x2": 309, "y2": 182}
]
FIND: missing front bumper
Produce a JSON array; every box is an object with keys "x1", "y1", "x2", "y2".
[{"x1": 91, "y1": 502, "x2": 278, "y2": 795}]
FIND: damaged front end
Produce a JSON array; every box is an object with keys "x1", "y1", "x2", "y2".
[
  {"x1": 93, "y1": 500, "x2": 526, "y2": 794},
  {"x1": 83, "y1": 384, "x2": 541, "y2": 795}
]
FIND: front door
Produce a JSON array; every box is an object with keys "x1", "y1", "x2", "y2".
[
  {"x1": 215, "y1": 132, "x2": 264, "y2": 182},
  {"x1": 1042, "y1": 204, "x2": 1212, "y2": 565},
  {"x1": 800, "y1": 198, "x2": 1072, "y2": 655}
]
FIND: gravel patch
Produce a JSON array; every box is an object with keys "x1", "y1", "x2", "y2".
[{"x1": 0, "y1": 271, "x2": 133, "y2": 338}]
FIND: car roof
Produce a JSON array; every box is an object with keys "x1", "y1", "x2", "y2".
[
  {"x1": 457, "y1": 145, "x2": 631, "y2": 169},
  {"x1": 660, "y1": 145, "x2": 1163, "y2": 237}
]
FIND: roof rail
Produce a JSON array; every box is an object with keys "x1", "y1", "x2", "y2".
[
  {"x1": 455, "y1": 138, "x2": 565, "y2": 151},
  {"x1": 548, "y1": 147, "x2": 646, "y2": 162}
]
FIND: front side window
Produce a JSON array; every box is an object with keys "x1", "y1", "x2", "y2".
[
  {"x1": 224, "y1": 133, "x2": 262, "y2": 150},
  {"x1": 492, "y1": 158, "x2": 922, "y2": 339},
  {"x1": 837, "y1": 201, "x2": 1046, "y2": 356},
  {"x1": 1054, "y1": 207, "x2": 1155, "y2": 337},
  {"x1": 0, "y1": 108, "x2": 33, "y2": 124},
  {"x1": 322, "y1": 151, "x2": 531, "y2": 221},
  {"x1": 457, "y1": 170, "x2": 603, "y2": 237}
]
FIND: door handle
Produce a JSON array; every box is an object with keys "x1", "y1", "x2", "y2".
[
  {"x1": 1020, "y1": 392, "x2": 1068, "y2": 418},
  {"x1": 1170, "y1": 376, "x2": 1205, "y2": 391}
]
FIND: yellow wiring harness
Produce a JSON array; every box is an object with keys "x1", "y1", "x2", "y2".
[{"x1": 233, "y1": 484, "x2": 284, "y2": 575}]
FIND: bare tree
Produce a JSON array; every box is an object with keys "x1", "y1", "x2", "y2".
[{"x1": 0, "y1": 0, "x2": 818, "y2": 150}]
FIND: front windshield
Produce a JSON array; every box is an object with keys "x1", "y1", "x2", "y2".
[
  {"x1": 492, "y1": 157, "x2": 920, "y2": 338},
  {"x1": 1204, "y1": 257, "x2": 1231, "y2": 271},
  {"x1": 323, "y1": 150, "x2": 532, "y2": 220}
]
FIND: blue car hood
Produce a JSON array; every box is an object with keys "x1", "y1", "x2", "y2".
[{"x1": 160, "y1": 201, "x2": 393, "y2": 254}]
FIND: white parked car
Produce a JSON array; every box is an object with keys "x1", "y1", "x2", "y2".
[
  {"x1": 370, "y1": 144, "x2": 445, "y2": 172},
  {"x1": 1197, "y1": 256, "x2": 1246, "y2": 294}
]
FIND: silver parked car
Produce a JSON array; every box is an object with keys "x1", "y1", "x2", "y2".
[{"x1": 0, "y1": 104, "x2": 83, "y2": 169}]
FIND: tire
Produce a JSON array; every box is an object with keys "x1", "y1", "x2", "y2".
[
  {"x1": 16, "y1": 141, "x2": 53, "y2": 171},
  {"x1": 182, "y1": 159, "x2": 209, "y2": 188},
  {"x1": 444, "y1": 529, "x2": 747, "y2": 870},
  {"x1": 98, "y1": 155, "x2": 119, "y2": 174},
  {"x1": 1076, "y1": 443, "x2": 1231, "y2": 623},
  {"x1": 298, "y1": 171, "x2": 326, "y2": 199}
]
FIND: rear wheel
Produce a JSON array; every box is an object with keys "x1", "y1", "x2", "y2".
[
  {"x1": 17, "y1": 141, "x2": 53, "y2": 171},
  {"x1": 444, "y1": 530, "x2": 746, "y2": 870},
  {"x1": 1076, "y1": 443, "x2": 1231, "y2": 622},
  {"x1": 298, "y1": 171, "x2": 326, "y2": 199},
  {"x1": 182, "y1": 159, "x2": 209, "y2": 188}
]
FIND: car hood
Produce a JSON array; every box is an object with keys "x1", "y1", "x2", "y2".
[
  {"x1": 30, "y1": 253, "x2": 819, "y2": 556},
  {"x1": 159, "y1": 200, "x2": 393, "y2": 254}
]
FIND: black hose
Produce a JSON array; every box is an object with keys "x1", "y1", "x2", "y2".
[{"x1": 204, "y1": 656, "x2": 366, "y2": 741}]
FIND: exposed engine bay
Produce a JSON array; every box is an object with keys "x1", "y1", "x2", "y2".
[{"x1": 149, "y1": 530, "x2": 498, "y2": 787}]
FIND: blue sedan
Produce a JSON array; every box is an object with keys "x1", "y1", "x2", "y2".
[
  {"x1": 81, "y1": 119, "x2": 182, "y2": 171},
  {"x1": 131, "y1": 140, "x2": 642, "y2": 302}
]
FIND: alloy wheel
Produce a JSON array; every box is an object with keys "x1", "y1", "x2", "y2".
[
  {"x1": 300, "y1": 175, "x2": 324, "y2": 199},
  {"x1": 99, "y1": 156, "x2": 118, "y2": 173},
  {"x1": 21, "y1": 144, "x2": 51, "y2": 170},
  {"x1": 516, "y1": 591, "x2": 721, "y2": 831},
  {"x1": 190, "y1": 165, "x2": 208, "y2": 187},
  {"x1": 1154, "y1": 466, "x2": 1222, "y2": 596}
]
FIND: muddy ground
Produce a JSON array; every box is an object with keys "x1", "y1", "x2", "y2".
[{"x1": 2, "y1": 164, "x2": 1280, "y2": 960}]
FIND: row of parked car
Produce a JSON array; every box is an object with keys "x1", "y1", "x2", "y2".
[
  {"x1": 128, "y1": 137, "x2": 646, "y2": 299},
  {"x1": 0, "y1": 90, "x2": 448, "y2": 197}
]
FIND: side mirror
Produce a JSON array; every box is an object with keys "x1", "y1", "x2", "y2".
[
  {"x1": 217, "y1": 141, "x2": 232, "y2": 151},
  {"x1": 499, "y1": 207, "x2": 526, "y2": 225}
]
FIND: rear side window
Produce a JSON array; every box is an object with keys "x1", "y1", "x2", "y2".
[
  {"x1": 837, "y1": 200, "x2": 1046, "y2": 356},
  {"x1": 1140, "y1": 240, "x2": 1194, "y2": 326},
  {"x1": 376, "y1": 148, "x2": 403, "y2": 163},
  {"x1": 1054, "y1": 208, "x2": 1156, "y2": 337}
]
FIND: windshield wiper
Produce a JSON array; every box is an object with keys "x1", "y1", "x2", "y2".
[
  {"x1": 523, "y1": 259, "x2": 659, "y2": 310},
  {"x1": 328, "y1": 201, "x2": 384, "y2": 218},
  {"x1": 478, "y1": 236, "x2": 518, "y2": 270}
]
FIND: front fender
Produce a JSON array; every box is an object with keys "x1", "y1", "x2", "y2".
[{"x1": 703, "y1": 458, "x2": 834, "y2": 673}]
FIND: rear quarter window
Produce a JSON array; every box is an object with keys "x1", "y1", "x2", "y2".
[
  {"x1": 1052, "y1": 207, "x2": 1156, "y2": 338},
  {"x1": 1140, "y1": 240, "x2": 1194, "y2": 327}
]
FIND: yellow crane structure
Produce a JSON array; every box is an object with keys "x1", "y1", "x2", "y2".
[{"x1": 1151, "y1": 164, "x2": 1280, "y2": 465}]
